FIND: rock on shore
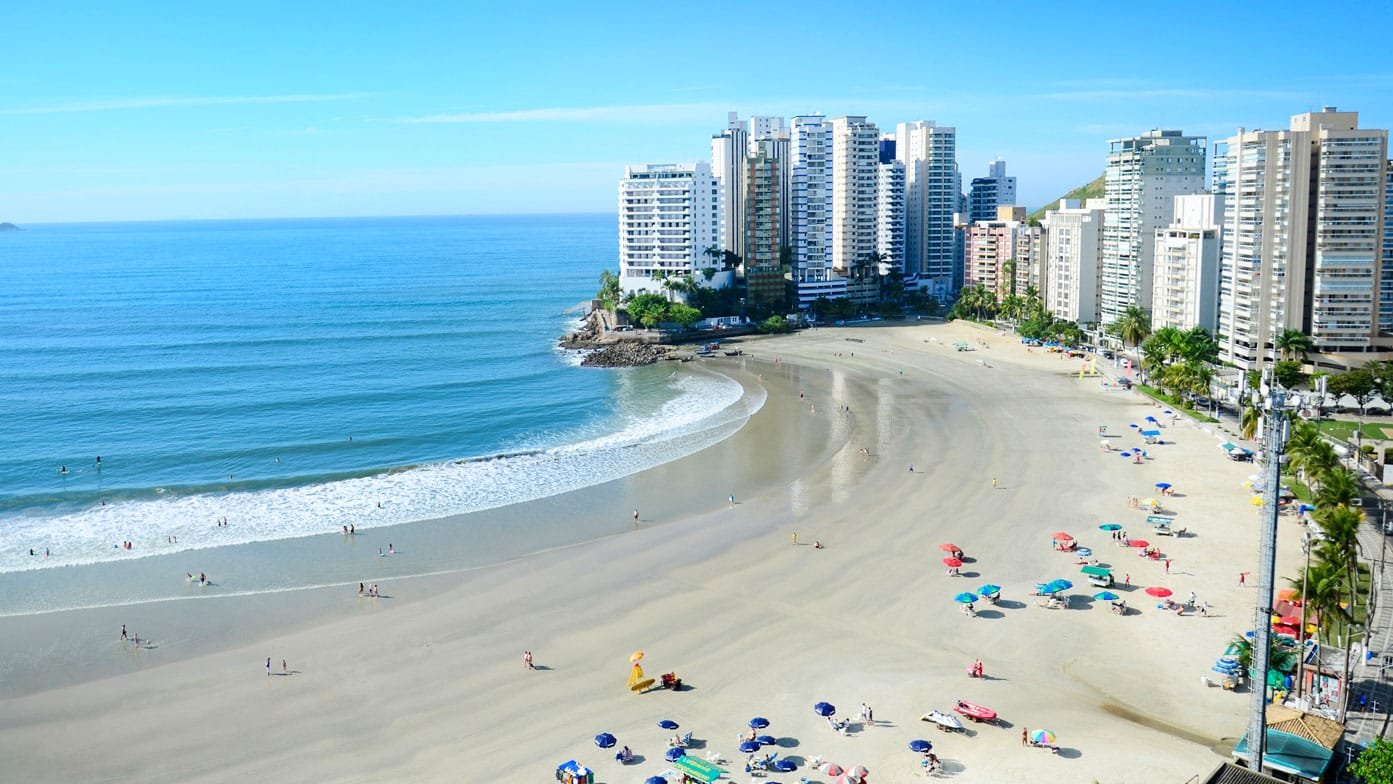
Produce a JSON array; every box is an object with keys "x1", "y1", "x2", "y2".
[{"x1": 579, "y1": 342, "x2": 674, "y2": 367}]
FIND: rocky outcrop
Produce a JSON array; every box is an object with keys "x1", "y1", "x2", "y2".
[
  {"x1": 559, "y1": 312, "x2": 602, "y2": 349},
  {"x1": 579, "y1": 342, "x2": 674, "y2": 367}
]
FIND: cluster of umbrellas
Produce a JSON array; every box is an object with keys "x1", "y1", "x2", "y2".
[
  {"x1": 953, "y1": 583, "x2": 1001, "y2": 604},
  {"x1": 818, "y1": 762, "x2": 870, "y2": 783}
]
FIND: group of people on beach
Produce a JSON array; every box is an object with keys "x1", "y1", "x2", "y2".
[
  {"x1": 358, "y1": 582, "x2": 381, "y2": 597},
  {"x1": 186, "y1": 572, "x2": 208, "y2": 586}
]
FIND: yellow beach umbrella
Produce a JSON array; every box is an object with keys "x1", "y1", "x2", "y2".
[
  {"x1": 629, "y1": 650, "x2": 645, "y2": 664},
  {"x1": 1250, "y1": 496, "x2": 1265, "y2": 507}
]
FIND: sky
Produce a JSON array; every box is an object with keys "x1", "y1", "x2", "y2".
[{"x1": 4, "y1": 0, "x2": 1393, "y2": 223}]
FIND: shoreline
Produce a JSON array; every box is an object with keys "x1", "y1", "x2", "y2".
[{"x1": 0, "y1": 322, "x2": 1302, "y2": 782}]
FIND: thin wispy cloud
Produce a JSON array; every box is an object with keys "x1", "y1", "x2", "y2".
[
  {"x1": 1034, "y1": 87, "x2": 1301, "y2": 102},
  {"x1": 0, "y1": 93, "x2": 378, "y2": 116},
  {"x1": 394, "y1": 102, "x2": 729, "y2": 124}
]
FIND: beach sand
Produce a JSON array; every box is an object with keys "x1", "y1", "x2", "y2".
[{"x1": 0, "y1": 321, "x2": 1302, "y2": 782}]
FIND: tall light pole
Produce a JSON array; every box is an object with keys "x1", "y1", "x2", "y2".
[{"x1": 1246, "y1": 369, "x2": 1288, "y2": 771}]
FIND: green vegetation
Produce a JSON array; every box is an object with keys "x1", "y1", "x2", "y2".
[
  {"x1": 1026, "y1": 173, "x2": 1106, "y2": 222},
  {"x1": 1135, "y1": 384, "x2": 1217, "y2": 422},
  {"x1": 1284, "y1": 419, "x2": 1373, "y2": 718},
  {"x1": 758, "y1": 315, "x2": 792, "y2": 334},
  {"x1": 1108, "y1": 305, "x2": 1151, "y2": 348},
  {"x1": 596, "y1": 269, "x2": 621, "y2": 310},
  {"x1": 1351, "y1": 738, "x2": 1393, "y2": 782},
  {"x1": 1316, "y1": 420, "x2": 1393, "y2": 443},
  {"x1": 1273, "y1": 360, "x2": 1306, "y2": 389},
  {"x1": 1139, "y1": 326, "x2": 1217, "y2": 401}
]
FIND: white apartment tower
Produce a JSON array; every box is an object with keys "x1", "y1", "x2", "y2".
[
  {"x1": 710, "y1": 113, "x2": 748, "y2": 258},
  {"x1": 876, "y1": 159, "x2": 906, "y2": 274},
  {"x1": 1042, "y1": 198, "x2": 1106, "y2": 324},
  {"x1": 617, "y1": 162, "x2": 723, "y2": 296},
  {"x1": 1382, "y1": 164, "x2": 1393, "y2": 335},
  {"x1": 1151, "y1": 194, "x2": 1222, "y2": 332},
  {"x1": 969, "y1": 158, "x2": 1018, "y2": 224},
  {"x1": 831, "y1": 115, "x2": 882, "y2": 302},
  {"x1": 790, "y1": 115, "x2": 844, "y2": 307},
  {"x1": 1215, "y1": 108, "x2": 1390, "y2": 368},
  {"x1": 896, "y1": 120, "x2": 959, "y2": 296},
  {"x1": 1099, "y1": 130, "x2": 1207, "y2": 324}
]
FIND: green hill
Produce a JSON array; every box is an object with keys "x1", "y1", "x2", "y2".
[{"x1": 1027, "y1": 174, "x2": 1105, "y2": 222}]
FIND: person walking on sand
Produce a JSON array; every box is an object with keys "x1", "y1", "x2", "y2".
[
  {"x1": 120, "y1": 624, "x2": 127, "y2": 641},
  {"x1": 791, "y1": 532, "x2": 798, "y2": 545},
  {"x1": 1124, "y1": 573, "x2": 1131, "y2": 586},
  {"x1": 992, "y1": 477, "x2": 998, "y2": 489},
  {"x1": 1165, "y1": 559, "x2": 1172, "y2": 574},
  {"x1": 266, "y1": 657, "x2": 272, "y2": 677},
  {"x1": 282, "y1": 659, "x2": 287, "y2": 674},
  {"x1": 1239, "y1": 571, "x2": 1248, "y2": 586},
  {"x1": 729, "y1": 494, "x2": 736, "y2": 507},
  {"x1": 1022, "y1": 727, "x2": 1029, "y2": 746}
]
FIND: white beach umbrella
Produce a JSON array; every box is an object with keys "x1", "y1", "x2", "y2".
[
  {"x1": 1364, "y1": 397, "x2": 1391, "y2": 413},
  {"x1": 1337, "y1": 393, "x2": 1360, "y2": 411}
]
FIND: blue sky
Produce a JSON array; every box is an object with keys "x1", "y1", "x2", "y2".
[{"x1": 4, "y1": 1, "x2": 1393, "y2": 222}]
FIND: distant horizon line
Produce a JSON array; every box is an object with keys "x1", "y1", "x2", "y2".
[{"x1": 4, "y1": 211, "x2": 620, "y2": 227}]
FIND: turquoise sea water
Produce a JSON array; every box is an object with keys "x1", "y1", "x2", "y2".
[{"x1": 0, "y1": 215, "x2": 752, "y2": 582}]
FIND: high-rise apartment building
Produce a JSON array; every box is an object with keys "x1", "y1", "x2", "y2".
[
  {"x1": 969, "y1": 159, "x2": 1018, "y2": 224},
  {"x1": 710, "y1": 113, "x2": 748, "y2": 258},
  {"x1": 1099, "y1": 130, "x2": 1207, "y2": 324},
  {"x1": 1042, "y1": 198, "x2": 1106, "y2": 324},
  {"x1": 1382, "y1": 165, "x2": 1393, "y2": 335},
  {"x1": 964, "y1": 206, "x2": 1035, "y2": 299},
  {"x1": 617, "y1": 163, "x2": 723, "y2": 295},
  {"x1": 1151, "y1": 194, "x2": 1222, "y2": 332},
  {"x1": 896, "y1": 120, "x2": 958, "y2": 296},
  {"x1": 876, "y1": 159, "x2": 906, "y2": 275},
  {"x1": 1215, "y1": 108, "x2": 1390, "y2": 368},
  {"x1": 832, "y1": 116, "x2": 881, "y2": 303},
  {"x1": 790, "y1": 115, "x2": 844, "y2": 307},
  {"x1": 743, "y1": 138, "x2": 786, "y2": 306}
]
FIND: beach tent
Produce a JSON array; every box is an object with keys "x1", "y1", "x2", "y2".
[
  {"x1": 1337, "y1": 393, "x2": 1360, "y2": 411},
  {"x1": 1365, "y1": 397, "x2": 1391, "y2": 413}
]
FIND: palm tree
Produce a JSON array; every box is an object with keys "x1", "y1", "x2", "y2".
[
  {"x1": 1240, "y1": 404, "x2": 1261, "y2": 441},
  {"x1": 1314, "y1": 468, "x2": 1360, "y2": 509},
  {"x1": 1228, "y1": 632, "x2": 1300, "y2": 675},
  {"x1": 1110, "y1": 305, "x2": 1152, "y2": 348},
  {"x1": 1276, "y1": 329, "x2": 1314, "y2": 361}
]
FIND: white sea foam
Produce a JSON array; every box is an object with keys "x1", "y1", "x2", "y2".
[{"x1": 0, "y1": 370, "x2": 760, "y2": 575}]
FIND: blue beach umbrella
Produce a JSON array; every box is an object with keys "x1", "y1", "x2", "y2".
[
  {"x1": 757, "y1": 734, "x2": 776, "y2": 746},
  {"x1": 646, "y1": 778, "x2": 667, "y2": 784},
  {"x1": 594, "y1": 732, "x2": 616, "y2": 748},
  {"x1": 1155, "y1": 482, "x2": 1172, "y2": 489},
  {"x1": 1145, "y1": 415, "x2": 1158, "y2": 422},
  {"x1": 814, "y1": 701, "x2": 836, "y2": 716},
  {"x1": 749, "y1": 717, "x2": 770, "y2": 729},
  {"x1": 978, "y1": 584, "x2": 1001, "y2": 596},
  {"x1": 1129, "y1": 423, "x2": 1139, "y2": 429},
  {"x1": 739, "y1": 740, "x2": 761, "y2": 753},
  {"x1": 1099, "y1": 523, "x2": 1123, "y2": 531},
  {"x1": 658, "y1": 719, "x2": 679, "y2": 730},
  {"x1": 909, "y1": 739, "x2": 933, "y2": 752},
  {"x1": 1093, "y1": 591, "x2": 1119, "y2": 601},
  {"x1": 1163, "y1": 409, "x2": 1174, "y2": 414},
  {"x1": 954, "y1": 592, "x2": 978, "y2": 603},
  {"x1": 773, "y1": 759, "x2": 797, "y2": 772},
  {"x1": 1119, "y1": 451, "x2": 1132, "y2": 458},
  {"x1": 666, "y1": 747, "x2": 686, "y2": 761},
  {"x1": 1046, "y1": 579, "x2": 1073, "y2": 592}
]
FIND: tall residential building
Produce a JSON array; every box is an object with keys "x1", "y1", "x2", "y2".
[
  {"x1": 1099, "y1": 130, "x2": 1207, "y2": 324},
  {"x1": 876, "y1": 159, "x2": 906, "y2": 274},
  {"x1": 1151, "y1": 194, "x2": 1222, "y2": 332},
  {"x1": 1042, "y1": 198, "x2": 1106, "y2": 324},
  {"x1": 710, "y1": 113, "x2": 748, "y2": 257},
  {"x1": 743, "y1": 138, "x2": 786, "y2": 306},
  {"x1": 1216, "y1": 108, "x2": 1390, "y2": 368},
  {"x1": 964, "y1": 206, "x2": 1034, "y2": 300},
  {"x1": 896, "y1": 120, "x2": 958, "y2": 296},
  {"x1": 789, "y1": 115, "x2": 844, "y2": 307},
  {"x1": 969, "y1": 159, "x2": 1018, "y2": 224},
  {"x1": 1382, "y1": 164, "x2": 1393, "y2": 335},
  {"x1": 617, "y1": 163, "x2": 723, "y2": 296},
  {"x1": 832, "y1": 115, "x2": 881, "y2": 303}
]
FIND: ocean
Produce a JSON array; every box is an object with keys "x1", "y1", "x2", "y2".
[{"x1": 0, "y1": 215, "x2": 760, "y2": 611}]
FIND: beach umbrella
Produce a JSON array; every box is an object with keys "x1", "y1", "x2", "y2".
[
  {"x1": 666, "y1": 747, "x2": 686, "y2": 761},
  {"x1": 658, "y1": 719, "x2": 679, "y2": 730},
  {"x1": 645, "y1": 778, "x2": 667, "y2": 784},
  {"x1": 939, "y1": 543, "x2": 961, "y2": 553},
  {"x1": 1145, "y1": 586, "x2": 1172, "y2": 598},
  {"x1": 773, "y1": 758, "x2": 797, "y2": 772},
  {"x1": 821, "y1": 763, "x2": 845, "y2": 776},
  {"x1": 954, "y1": 592, "x2": 978, "y2": 603},
  {"x1": 1047, "y1": 579, "x2": 1073, "y2": 591},
  {"x1": 851, "y1": 766, "x2": 870, "y2": 778},
  {"x1": 594, "y1": 732, "x2": 616, "y2": 748},
  {"x1": 1145, "y1": 415, "x2": 1158, "y2": 422},
  {"x1": 1119, "y1": 451, "x2": 1132, "y2": 458},
  {"x1": 1163, "y1": 409, "x2": 1173, "y2": 414},
  {"x1": 1249, "y1": 496, "x2": 1265, "y2": 507},
  {"x1": 629, "y1": 650, "x2": 645, "y2": 664},
  {"x1": 943, "y1": 557, "x2": 964, "y2": 567},
  {"x1": 1030, "y1": 729, "x2": 1056, "y2": 745},
  {"x1": 1129, "y1": 539, "x2": 1149, "y2": 548},
  {"x1": 814, "y1": 701, "x2": 836, "y2": 716},
  {"x1": 1277, "y1": 615, "x2": 1302, "y2": 627},
  {"x1": 1093, "y1": 591, "x2": 1119, "y2": 601},
  {"x1": 1099, "y1": 523, "x2": 1123, "y2": 531},
  {"x1": 1155, "y1": 482, "x2": 1171, "y2": 489},
  {"x1": 1052, "y1": 531, "x2": 1074, "y2": 540},
  {"x1": 1277, "y1": 588, "x2": 1298, "y2": 602},
  {"x1": 757, "y1": 734, "x2": 776, "y2": 746},
  {"x1": 739, "y1": 740, "x2": 761, "y2": 754},
  {"x1": 749, "y1": 717, "x2": 770, "y2": 729},
  {"x1": 909, "y1": 739, "x2": 933, "y2": 752},
  {"x1": 978, "y1": 583, "x2": 1001, "y2": 596},
  {"x1": 1129, "y1": 423, "x2": 1138, "y2": 428}
]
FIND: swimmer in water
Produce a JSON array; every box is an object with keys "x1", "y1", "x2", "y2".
[{"x1": 59, "y1": 465, "x2": 68, "y2": 474}]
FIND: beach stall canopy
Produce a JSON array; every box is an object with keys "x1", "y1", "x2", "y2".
[
  {"x1": 672, "y1": 755, "x2": 724, "y2": 783},
  {"x1": 814, "y1": 701, "x2": 836, "y2": 716}
]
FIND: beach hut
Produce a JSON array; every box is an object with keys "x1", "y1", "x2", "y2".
[{"x1": 1229, "y1": 705, "x2": 1342, "y2": 782}]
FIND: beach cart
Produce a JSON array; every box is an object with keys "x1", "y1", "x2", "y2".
[
  {"x1": 671, "y1": 755, "x2": 721, "y2": 783},
  {"x1": 555, "y1": 760, "x2": 594, "y2": 784},
  {"x1": 1081, "y1": 565, "x2": 1114, "y2": 587}
]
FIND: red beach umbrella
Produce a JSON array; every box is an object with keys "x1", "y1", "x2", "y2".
[
  {"x1": 1145, "y1": 586, "x2": 1172, "y2": 598},
  {"x1": 1277, "y1": 615, "x2": 1302, "y2": 626},
  {"x1": 1052, "y1": 532, "x2": 1074, "y2": 540},
  {"x1": 939, "y1": 543, "x2": 961, "y2": 553},
  {"x1": 820, "y1": 763, "x2": 845, "y2": 776},
  {"x1": 943, "y1": 557, "x2": 964, "y2": 567},
  {"x1": 1129, "y1": 539, "x2": 1149, "y2": 548}
]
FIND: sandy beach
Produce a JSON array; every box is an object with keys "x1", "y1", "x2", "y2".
[{"x1": 0, "y1": 320, "x2": 1303, "y2": 783}]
